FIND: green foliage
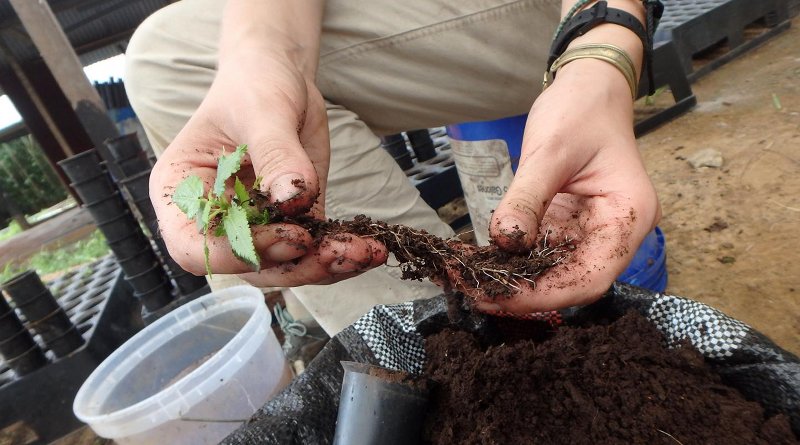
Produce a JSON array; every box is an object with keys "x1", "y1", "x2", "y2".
[
  {"x1": 0, "y1": 220, "x2": 22, "y2": 242},
  {"x1": 224, "y1": 202, "x2": 259, "y2": 269},
  {"x1": 0, "y1": 135, "x2": 68, "y2": 225},
  {"x1": 173, "y1": 175, "x2": 205, "y2": 220},
  {"x1": 172, "y1": 144, "x2": 267, "y2": 275},
  {"x1": 0, "y1": 230, "x2": 110, "y2": 283},
  {"x1": 214, "y1": 145, "x2": 248, "y2": 196}
]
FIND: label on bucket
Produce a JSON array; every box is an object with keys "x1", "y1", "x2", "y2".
[{"x1": 450, "y1": 139, "x2": 514, "y2": 246}]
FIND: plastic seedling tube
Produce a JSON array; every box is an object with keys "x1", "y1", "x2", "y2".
[
  {"x1": 46, "y1": 325, "x2": 86, "y2": 358},
  {"x1": 69, "y1": 172, "x2": 116, "y2": 203},
  {"x1": 4, "y1": 344, "x2": 48, "y2": 376},
  {"x1": 107, "y1": 233, "x2": 152, "y2": 259},
  {"x1": 58, "y1": 149, "x2": 104, "y2": 181},
  {"x1": 118, "y1": 247, "x2": 160, "y2": 274},
  {"x1": 124, "y1": 265, "x2": 168, "y2": 292},
  {"x1": 0, "y1": 326, "x2": 41, "y2": 361},
  {"x1": 333, "y1": 361, "x2": 429, "y2": 445},
  {"x1": 14, "y1": 291, "x2": 62, "y2": 322},
  {"x1": 406, "y1": 129, "x2": 437, "y2": 162},
  {"x1": 2, "y1": 270, "x2": 50, "y2": 306},
  {"x1": 134, "y1": 284, "x2": 174, "y2": 312},
  {"x1": 85, "y1": 192, "x2": 130, "y2": 224},
  {"x1": 96, "y1": 212, "x2": 141, "y2": 241},
  {"x1": 380, "y1": 134, "x2": 414, "y2": 170},
  {"x1": 105, "y1": 133, "x2": 144, "y2": 162}
]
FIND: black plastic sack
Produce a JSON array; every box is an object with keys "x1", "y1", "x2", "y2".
[{"x1": 221, "y1": 283, "x2": 800, "y2": 444}]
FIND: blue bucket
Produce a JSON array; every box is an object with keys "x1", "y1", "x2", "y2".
[
  {"x1": 446, "y1": 114, "x2": 528, "y2": 172},
  {"x1": 618, "y1": 227, "x2": 668, "y2": 292}
]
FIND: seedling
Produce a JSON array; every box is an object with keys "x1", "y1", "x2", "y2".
[
  {"x1": 173, "y1": 145, "x2": 267, "y2": 275},
  {"x1": 172, "y1": 145, "x2": 573, "y2": 297}
]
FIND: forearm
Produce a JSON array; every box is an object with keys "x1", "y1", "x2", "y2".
[{"x1": 219, "y1": 0, "x2": 325, "y2": 79}]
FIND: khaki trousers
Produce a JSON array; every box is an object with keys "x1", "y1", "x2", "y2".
[{"x1": 126, "y1": 0, "x2": 560, "y2": 334}]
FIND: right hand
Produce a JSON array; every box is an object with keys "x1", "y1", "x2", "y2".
[{"x1": 150, "y1": 53, "x2": 387, "y2": 286}]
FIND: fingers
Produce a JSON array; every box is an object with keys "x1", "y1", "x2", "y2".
[
  {"x1": 239, "y1": 236, "x2": 388, "y2": 287},
  {"x1": 245, "y1": 90, "x2": 331, "y2": 218},
  {"x1": 461, "y1": 191, "x2": 659, "y2": 314},
  {"x1": 489, "y1": 124, "x2": 576, "y2": 252},
  {"x1": 247, "y1": 130, "x2": 322, "y2": 216}
]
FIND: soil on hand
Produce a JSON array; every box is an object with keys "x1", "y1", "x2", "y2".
[
  {"x1": 422, "y1": 311, "x2": 798, "y2": 445},
  {"x1": 275, "y1": 214, "x2": 570, "y2": 299}
]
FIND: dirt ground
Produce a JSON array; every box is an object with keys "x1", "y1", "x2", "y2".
[{"x1": 638, "y1": 22, "x2": 800, "y2": 356}]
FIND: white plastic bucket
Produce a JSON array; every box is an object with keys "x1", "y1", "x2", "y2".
[{"x1": 73, "y1": 285, "x2": 293, "y2": 444}]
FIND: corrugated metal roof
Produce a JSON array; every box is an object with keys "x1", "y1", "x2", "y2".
[{"x1": 0, "y1": 0, "x2": 174, "y2": 94}]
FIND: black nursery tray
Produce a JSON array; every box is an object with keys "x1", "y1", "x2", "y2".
[{"x1": 0, "y1": 255, "x2": 142, "y2": 444}]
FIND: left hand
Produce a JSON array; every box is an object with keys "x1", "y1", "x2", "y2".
[{"x1": 463, "y1": 58, "x2": 661, "y2": 314}]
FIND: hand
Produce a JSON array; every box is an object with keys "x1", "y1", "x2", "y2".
[
  {"x1": 468, "y1": 59, "x2": 661, "y2": 314},
  {"x1": 150, "y1": 55, "x2": 387, "y2": 287}
]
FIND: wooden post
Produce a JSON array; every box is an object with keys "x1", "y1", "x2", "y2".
[{"x1": 9, "y1": 0, "x2": 119, "y2": 152}]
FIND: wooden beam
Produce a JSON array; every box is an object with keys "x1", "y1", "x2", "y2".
[{"x1": 9, "y1": 0, "x2": 118, "y2": 152}]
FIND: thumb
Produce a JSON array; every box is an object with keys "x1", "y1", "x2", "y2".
[
  {"x1": 248, "y1": 123, "x2": 321, "y2": 216},
  {"x1": 489, "y1": 142, "x2": 570, "y2": 252}
]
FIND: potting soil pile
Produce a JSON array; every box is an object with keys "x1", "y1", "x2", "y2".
[
  {"x1": 423, "y1": 310, "x2": 797, "y2": 444},
  {"x1": 221, "y1": 284, "x2": 800, "y2": 444}
]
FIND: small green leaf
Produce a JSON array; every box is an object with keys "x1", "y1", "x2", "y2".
[
  {"x1": 234, "y1": 176, "x2": 249, "y2": 204},
  {"x1": 251, "y1": 208, "x2": 270, "y2": 225},
  {"x1": 173, "y1": 175, "x2": 205, "y2": 220},
  {"x1": 214, "y1": 144, "x2": 248, "y2": 196},
  {"x1": 223, "y1": 202, "x2": 260, "y2": 270}
]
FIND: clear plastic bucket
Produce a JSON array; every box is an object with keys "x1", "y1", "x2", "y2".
[{"x1": 73, "y1": 285, "x2": 293, "y2": 445}]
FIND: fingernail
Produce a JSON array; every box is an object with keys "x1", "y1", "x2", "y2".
[
  {"x1": 328, "y1": 257, "x2": 362, "y2": 274},
  {"x1": 265, "y1": 241, "x2": 307, "y2": 262},
  {"x1": 269, "y1": 173, "x2": 306, "y2": 203}
]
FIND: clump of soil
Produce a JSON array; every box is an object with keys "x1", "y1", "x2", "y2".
[
  {"x1": 421, "y1": 311, "x2": 798, "y2": 445},
  {"x1": 274, "y1": 214, "x2": 571, "y2": 298}
]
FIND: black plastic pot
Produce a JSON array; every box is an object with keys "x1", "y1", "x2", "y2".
[
  {"x1": 27, "y1": 308, "x2": 76, "y2": 341},
  {"x1": 333, "y1": 361, "x2": 429, "y2": 445},
  {"x1": 134, "y1": 283, "x2": 174, "y2": 312},
  {"x1": 4, "y1": 344, "x2": 48, "y2": 376},
  {"x1": 118, "y1": 247, "x2": 159, "y2": 274},
  {"x1": 84, "y1": 192, "x2": 129, "y2": 224},
  {"x1": 119, "y1": 169, "x2": 150, "y2": 199},
  {"x1": 124, "y1": 264, "x2": 168, "y2": 292},
  {"x1": 69, "y1": 172, "x2": 116, "y2": 203},
  {"x1": 106, "y1": 232, "x2": 151, "y2": 258},
  {"x1": 44, "y1": 325, "x2": 85, "y2": 358},
  {"x1": 2, "y1": 270, "x2": 50, "y2": 307},
  {"x1": 105, "y1": 133, "x2": 151, "y2": 176},
  {"x1": 96, "y1": 211, "x2": 142, "y2": 242},
  {"x1": 406, "y1": 129, "x2": 437, "y2": 162},
  {"x1": 0, "y1": 307, "x2": 26, "y2": 339},
  {"x1": 14, "y1": 291, "x2": 62, "y2": 323},
  {"x1": 105, "y1": 133, "x2": 144, "y2": 162},
  {"x1": 171, "y1": 271, "x2": 209, "y2": 295},
  {"x1": 380, "y1": 134, "x2": 414, "y2": 170},
  {"x1": 57, "y1": 149, "x2": 104, "y2": 181},
  {"x1": 0, "y1": 326, "x2": 41, "y2": 361},
  {"x1": 133, "y1": 197, "x2": 157, "y2": 222}
]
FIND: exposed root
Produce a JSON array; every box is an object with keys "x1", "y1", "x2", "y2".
[{"x1": 277, "y1": 214, "x2": 573, "y2": 299}]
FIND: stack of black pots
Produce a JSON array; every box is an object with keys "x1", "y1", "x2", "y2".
[
  {"x1": 58, "y1": 149, "x2": 174, "y2": 312},
  {"x1": 0, "y1": 290, "x2": 47, "y2": 376},
  {"x1": 2, "y1": 271, "x2": 84, "y2": 360},
  {"x1": 380, "y1": 129, "x2": 440, "y2": 170},
  {"x1": 106, "y1": 133, "x2": 208, "y2": 296}
]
